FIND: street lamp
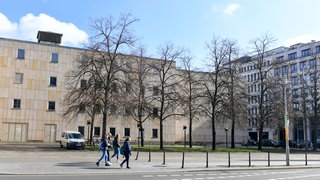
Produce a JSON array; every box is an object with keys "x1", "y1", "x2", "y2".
[
  {"x1": 183, "y1": 125, "x2": 187, "y2": 148},
  {"x1": 284, "y1": 78, "x2": 290, "y2": 166},
  {"x1": 225, "y1": 127, "x2": 228, "y2": 148}
]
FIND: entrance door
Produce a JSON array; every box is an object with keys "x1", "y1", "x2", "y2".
[
  {"x1": 44, "y1": 124, "x2": 56, "y2": 142},
  {"x1": 2, "y1": 123, "x2": 28, "y2": 142}
]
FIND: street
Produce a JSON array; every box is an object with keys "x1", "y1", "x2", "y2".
[
  {"x1": 2, "y1": 168, "x2": 320, "y2": 180},
  {"x1": 2, "y1": 143, "x2": 320, "y2": 180}
]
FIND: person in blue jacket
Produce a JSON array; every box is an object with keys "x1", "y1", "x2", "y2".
[{"x1": 120, "y1": 137, "x2": 131, "y2": 169}]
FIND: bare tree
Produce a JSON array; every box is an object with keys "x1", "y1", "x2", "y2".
[
  {"x1": 222, "y1": 40, "x2": 247, "y2": 148},
  {"x1": 248, "y1": 33, "x2": 279, "y2": 150},
  {"x1": 154, "y1": 42, "x2": 185, "y2": 149},
  {"x1": 177, "y1": 52, "x2": 203, "y2": 148},
  {"x1": 201, "y1": 36, "x2": 230, "y2": 150},
  {"x1": 63, "y1": 14, "x2": 138, "y2": 140},
  {"x1": 124, "y1": 46, "x2": 155, "y2": 146}
]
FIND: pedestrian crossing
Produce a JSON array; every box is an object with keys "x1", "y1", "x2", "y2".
[{"x1": 141, "y1": 170, "x2": 320, "y2": 180}]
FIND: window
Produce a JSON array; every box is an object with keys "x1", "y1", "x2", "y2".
[
  {"x1": 293, "y1": 102, "x2": 300, "y2": 111},
  {"x1": 310, "y1": 73, "x2": 315, "y2": 82},
  {"x1": 291, "y1": 64, "x2": 297, "y2": 73},
  {"x1": 316, "y1": 46, "x2": 320, "y2": 53},
  {"x1": 94, "y1": 127, "x2": 101, "y2": 136},
  {"x1": 79, "y1": 104, "x2": 85, "y2": 113},
  {"x1": 125, "y1": 82, "x2": 131, "y2": 93},
  {"x1": 152, "y1": 129, "x2": 158, "y2": 138},
  {"x1": 274, "y1": 68, "x2": 280, "y2": 77},
  {"x1": 152, "y1": 107, "x2": 158, "y2": 117},
  {"x1": 282, "y1": 66, "x2": 288, "y2": 76},
  {"x1": 124, "y1": 128, "x2": 130, "y2": 137},
  {"x1": 153, "y1": 86, "x2": 159, "y2": 96},
  {"x1": 80, "y1": 79, "x2": 87, "y2": 88},
  {"x1": 49, "y1": 76, "x2": 57, "y2": 86},
  {"x1": 299, "y1": 61, "x2": 307, "y2": 71},
  {"x1": 291, "y1": 76, "x2": 299, "y2": 86},
  {"x1": 301, "y1": 48, "x2": 311, "y2": 57},
  {"x1": 124, "y1": 106, "x2": 131, "y2": 116},
  {"x1": 288, "y1": 52, "x2": 297, "y2": 60},
  {"x1": 17, "y1": 49, "x2": 25, "y2": 59},
  {"x1": 51, "y1": 53, "x2": 59, "y2": 63},
  {"x1": 48, "y1": 101, "x2": 55, "y2": 111},
  {"x1": 126, "y1": 62, "x2": 132, "y2": 70},
  {"x1": 309, "y1": 59, "x2": 315, "y2": 69},
  {"x1": 276, "y1": 56, "x2": 284, "y2": 61},
  {"x1": 15, "y1": 73, "x2": 23, "y2": 84},
  {"x1": 13, "y1": 99, "x2": 21, "y2": 108},
  {"x1": 110, "y1": 127, "x2": 116, "y2": 137},
  {"x1": 110, "y1": 104, "x2": 117, "y2": 115},
  {"x1": 78, "y1": 126, "x2": 85, "y2": 136},
  {"x1": 292, "y1": 89, "x2": 300, "y2": 98}
]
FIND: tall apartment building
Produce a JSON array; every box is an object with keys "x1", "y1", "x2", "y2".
[
  {"x1": 0, "y1": 31, "x2": 247, "y2": 145},
  {"x1": 237, "y1": 40, "x2": 320, "y2": 144}
]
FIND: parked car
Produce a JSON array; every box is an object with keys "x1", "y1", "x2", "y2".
[
  {"x1": 298, "y1": 141, "x2": 312, "y2": 149},
  {"x1": 60, "y1": 131, "x2": 85, "y2": 150},
  {"x1": 279, "y1": 140, "x2": 299, "y2": 148},
  {"x1": 260, "y1": 139, "x2": 278, "y2": 147}
]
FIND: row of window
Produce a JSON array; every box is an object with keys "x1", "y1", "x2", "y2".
[
  {"x1": 78, "y1": 126, "x2": 159, "y2": 139},
  {"x1": 17, "y1": 48, "x2": 59, "y2": 63},
  {"x1": 15, "y1": 72, "x2": 57, "y2": 86},
  {"x1": 276, "y1": 46, "x2": 320, "y2": 61},
  {"x1": 273, "y1": 59, "x2": 316, "y2": 77},
  {"x1": 239, "y1": 61, "x2": 271, "y2": 73},
  {"x1": 13, "y1": 99, "x2": 56, "y2": 110}
]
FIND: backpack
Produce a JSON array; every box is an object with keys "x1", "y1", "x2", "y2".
[{"x1": 99, "y1": 140, "x2": 105, "y2": 151}]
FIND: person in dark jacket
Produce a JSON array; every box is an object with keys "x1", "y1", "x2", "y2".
[
  {"x1": 111, "y1": 134, "x2": 120, "y2": 163},
  {"x1": 120, "y1": 137, "x2": 131, "y2": 169}
]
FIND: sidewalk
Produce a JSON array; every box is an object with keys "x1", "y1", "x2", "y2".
[{"x1": 1, "y1": 143, "x2": 320, "y2": 175}]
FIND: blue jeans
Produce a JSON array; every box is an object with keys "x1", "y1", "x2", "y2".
[
  {"x1": 97, "y1": 150, "x2": 108, "y2": 163},
  {"x1": 111, "y1": 146, "x2": 120, "y2": 160}
]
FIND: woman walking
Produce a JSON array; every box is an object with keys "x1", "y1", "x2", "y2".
[
  {"x1": 111, "y1": 134, "x2": 120, "y2": 162},
  {"x1": 120, "y1": 137, "x2": 131, "y2": 169}
]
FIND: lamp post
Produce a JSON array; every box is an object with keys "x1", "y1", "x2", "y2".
[
  {"x1": 284, "y1": 78, "x2": 290, "y2": 166},
  {"x1": 225, "y1": 127, "x2": 228, "y2": 148},
  {"x1": 183, "y1": 125, "x2": 187, "y2": 148}
]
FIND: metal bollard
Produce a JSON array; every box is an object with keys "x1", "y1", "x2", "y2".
[
  {"x1": 181, "y1": 152, "x2": 185, "y2": 168},
  {"x1": 148, "y1": 148, "x2": 151, "y2": 162},
  {"x1": 268, "y1": 152, "x2": 270, "y2": 166},
  {"x1": 249, "y1": 152, "x2": 251, "y2": 167},
  {"x1": 135, "y1": 148, "x2": 140, "y2": 160},
  {"x1": 305, "y1": 151, "x2": 308, "y2": 166},
  {"x1": 228, "y1": 152, "x2": 231, "y2": 167},
  {"x1": 206, "y1": 151, "x2": 208, "y2": 168},
  {"x1": 163, "y1": 149, "x2": 166, "y2": 165}
]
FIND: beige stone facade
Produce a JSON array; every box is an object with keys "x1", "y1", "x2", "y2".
[{"x1": 0, "y1": 37, "x2": 247, "y2": 145}]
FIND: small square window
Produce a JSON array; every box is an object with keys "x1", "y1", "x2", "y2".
[
  {"x1": 94, "y1": 127, "x2": 101, "y2": 136},
  {"x1": 110, "y1": 127, "x2": 116, "y2": 137},
  {"x1": 49, "y1": 77, "x2": 57, "y2": 86},
  {"x1": 13, "y1": 99, "x2": 21, "y2": 108},
  {"x1": 15, "y1": 73, "x2": 23, "y2": 84},
  {"x1": 48, "y1": 101, "x2": 55, "y2": 111},
  {"x1": 152, "y1": 107, "x2": 158, "y2": 117},
  {"x1": 80, "y1": 79, "x2": 87, "y2": 88},
  {"x1": 153, "y1": 86, "x2": 159, "y2": 96},
  {"x1": 124, "y1": 128, "x2": 130, "y2": 137},
  {"x1": 51, "y1": 53, "x2": 59, "y2": 63},
  {"x1": 17, "y1": 49, "x2": 25, "y2": 59},
  {"x1": 152, "y1": 129, "x2": 158, "y2": 138}
]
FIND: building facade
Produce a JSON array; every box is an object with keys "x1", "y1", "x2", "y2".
[
  {"x1": 0, "y1": 32, "x2": 247, "y2": 145},
  {"x1": 237, "y1": 40, "x2": 320, "y2": 145}
]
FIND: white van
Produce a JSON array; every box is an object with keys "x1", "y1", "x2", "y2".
[{"x1": 60, "y1": 131, "x2": 85, "y2": 149}]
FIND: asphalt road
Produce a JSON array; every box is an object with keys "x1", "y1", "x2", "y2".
[
  {"x1": 2, "y1": 143, "x2": 320, "y2": 180},
  {"x1": 2, "y1": 168, "x2": 320, "y2": 180}
]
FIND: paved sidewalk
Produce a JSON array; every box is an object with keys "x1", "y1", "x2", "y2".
[{"x1": 1, "y1": 143, "x2": 320, "y2": 175}]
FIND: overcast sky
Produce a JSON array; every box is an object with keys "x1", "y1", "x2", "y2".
[{"x1": 1, "y1": 0, "x2": 320, "y2": 70}]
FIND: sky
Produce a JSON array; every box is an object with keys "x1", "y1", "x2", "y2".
[{"x1": 1, "y1": 0, "x2": 320, "y2": 70}]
